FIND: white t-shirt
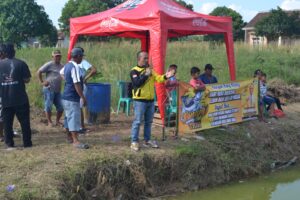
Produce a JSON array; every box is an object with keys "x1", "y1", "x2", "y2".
[
  {"x1": 60, "y1": 61, "x2": 84, "y2": 83},
  {"x1": 79, "y1": 59, "x2": 92, "y2": 71}
]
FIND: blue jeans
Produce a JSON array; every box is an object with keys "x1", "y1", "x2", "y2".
[
  {"x1": 43, "y1": 88, "x2": 63, "y2": 113},
  {"x1": 260, "y1": 95, "x2": 275, "y2": 105},
  {"x1": 131, "y1": 101, "x2": 155, "y2": 142}
]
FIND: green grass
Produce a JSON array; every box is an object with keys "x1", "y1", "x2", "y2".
[{"x1": 16, "y1": 41, "x2": 300, "y2": 108}]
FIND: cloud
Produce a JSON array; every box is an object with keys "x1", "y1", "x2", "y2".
[
  {"x1": 199, "y1": 2, "x2": 218, "y2": 14},
  {"x1": 228, "y1": 4, "x2": 242, "y2": 11},
  {"x1": 242, "y1": 10, "x2": 258, "y2": 22},
  {"x1": 194, "y1": 2, "x2": 257, "y2": 22},
  {"x1": 228, "y1": 4, "x2": 258, "y2": 22},
  {"x1": 187, "y1": 0, "x2": 195, "y2": 5},
  {"x1": 280, "y1": 0, "x2": 300, "y2": 10},
  {"x1": 35, "y1": 0, "x2": 68, "y2": 28}
]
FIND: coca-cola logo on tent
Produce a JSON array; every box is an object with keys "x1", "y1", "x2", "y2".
[
  {"x1": 116, "y1": 0, "x2": 146, "y2": 11},
  {"x1": 100, "y1": 18, "x2": 119, "y2": 28},
  {"x1": 192, "y1": 18, "x2": 207, "y2": 27}
]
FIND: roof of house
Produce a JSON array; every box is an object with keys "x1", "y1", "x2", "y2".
[
  {"x1": 243, "y1": 12, "x2": 269, "y2": 29},
  {"x1": 243, "y1": 9, "x2": 300, "y2": 29}
]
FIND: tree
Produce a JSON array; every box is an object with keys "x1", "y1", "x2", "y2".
[
  {"x1": 205, "y1": 6, "x2": 245, "y2": 41},
  {"x1": 59, "y1": 0, "x2": 125, "y2": 33},
  {"x1": 175, "y1": 0, "x2": 193, "y2": 11},
  {"x1": 255, "y1": 7, "x2": 300, "y2": 43},
  {"x1": 0, "y1": 0, "x2": 57, "y2": 46},
  {"x1": 38, "y1": 26, "x2": 58, "y2": 47}
]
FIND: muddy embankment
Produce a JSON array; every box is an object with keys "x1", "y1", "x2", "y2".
[{"x1": 59, "y1": 105, "x2": 300, "y2": 200}]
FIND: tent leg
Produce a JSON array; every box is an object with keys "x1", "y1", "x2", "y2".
[
  {"x1": 162, "y1": 126, "x2": 166, "y2": 141},
  {"x1": 175, "y1": 86, "x2": 179, "y2": 139}
]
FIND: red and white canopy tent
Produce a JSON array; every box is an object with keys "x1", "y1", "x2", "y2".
[{"x1": 68, "y1": 0, "x2": 236, "y2": 126}]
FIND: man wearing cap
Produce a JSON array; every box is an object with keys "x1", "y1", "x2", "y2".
[
  {"x1": 60, "y1": 47, "x2": 89, "y2": 149},
  {"x1": 199, "y1": 64, "x2": 218, "y2": 84},
  {"x1": 37, "y1": 50, "x2": 64, "y2": 126}
]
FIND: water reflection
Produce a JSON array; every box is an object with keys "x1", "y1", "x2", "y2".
[{"x1": 169, "y1": 167, "x2": 300, "y2": 200}]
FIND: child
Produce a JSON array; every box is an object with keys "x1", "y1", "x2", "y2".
[
  {"x1": 165, "y1": 64, "x2": 178, "y2": 92},
  {"x1": 253, "y1": 69, "x2": 262, "y2": 79},
  {"x1": 189, "y1": 66, "x2": 206, "y2": 91},
  {"x1": 259, "y1": 73, "x2": 277, "y2": 120}
]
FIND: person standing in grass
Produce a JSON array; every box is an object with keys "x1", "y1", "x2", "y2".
[
  {"x1": 130, "y1": 51, "x2": 175, "y2": 151},
  {"x1": 77, "y1": 47, "x2": 97, "y2": 132},
  {"x1": 61, "y1": 47, "x2": 89, "y2": 149},
  {"x1": 0, "y1": 44, "x2": 6, "y2": 142},
  {"x1": 37, "y1": 50, "x2": 64, "y2": 126},
  {"x1": 0, "y1": 43, "x2": 32, "y2": 149}
]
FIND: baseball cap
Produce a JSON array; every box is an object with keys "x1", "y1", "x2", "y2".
[
  {"x1": 205, "y1": 64, "x2": 214, "y2": 70},
  {"x1": 71, "y1": 47, "x2": 84, "y2": 58},
  {"x1": 52, "y1": 50, "x2": 61, "y2": 56}
]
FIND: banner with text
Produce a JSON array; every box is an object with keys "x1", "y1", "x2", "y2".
[{"x1": 178, "y1": 79, "x2": 259, "y2": 134}]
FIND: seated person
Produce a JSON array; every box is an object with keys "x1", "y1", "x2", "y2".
[
  {"x1": 199, "y1": 64, "x2": 218, "y2": 84},
  {"x1": 266, "y1": 95, "x2": 283, "y2": 111},
  {"x1": 259, "y1": 73, "x2": 277, "y2": 119},
  {"x1": 190, "y1": 66, "x2": 206, "y2": 91},
  {"x1": 165, "y1": 64, "x2": 178, "y2": 92},
  {"x1": 255, "y1": 69, "x2": 283, "y2": 112}
]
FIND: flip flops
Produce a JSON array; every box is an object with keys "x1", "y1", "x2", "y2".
[
  {"x1": 78, "y1": 128, "x2": 91, "y2": 134},
  {"x1": 74, "y1": 143, "x2": 89, "y2": 149}
]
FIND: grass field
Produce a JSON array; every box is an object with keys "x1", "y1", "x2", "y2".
[
  {"x1": 2, "y1": 41, "x2": 300, "y2": 199},
  {"x1": 16, "y1": 41, "x2": 300, "y2": 108}
]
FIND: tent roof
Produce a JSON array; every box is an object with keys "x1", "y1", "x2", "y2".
[
  {"x1": 70, "y1": 0, "x2": 233, "y2": 38},
  {"x1": 68, "y1": 0, "x2": 237, "y2": 126}
]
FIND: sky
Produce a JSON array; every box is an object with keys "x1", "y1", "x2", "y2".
[{"x1": 35, "y1": 0, "x2": 300, "y2": 28}]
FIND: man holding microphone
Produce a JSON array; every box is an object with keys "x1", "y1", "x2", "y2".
[{"x1": 130, "y1": 51, "x2": 175, "y2": 151}]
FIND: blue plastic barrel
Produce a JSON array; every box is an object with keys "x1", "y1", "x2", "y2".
[{"x1": 86, "y1": 83, "x2": 111, "y2": 123}]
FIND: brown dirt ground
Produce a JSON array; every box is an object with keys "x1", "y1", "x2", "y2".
[{"x1": 0, "y1": 103, "x2": 300, "y2": 199}]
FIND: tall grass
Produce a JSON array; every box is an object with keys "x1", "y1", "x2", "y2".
[{"x1": 16, "y1": 41, "x2": 300, "y2": 108}]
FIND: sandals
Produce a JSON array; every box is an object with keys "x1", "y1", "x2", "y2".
[
  {"x1": 78, "y1": 128, "x2": 91, "y2": 134},
  {"x1": 66, "y1": 133, "x2": 73, "y2": 144},
  {"x1": 56, "y1": 122, "x2": 64, "y2": 127},
  {"x1": 73, "y1": 143, "x2": 89, "y2": 149}
]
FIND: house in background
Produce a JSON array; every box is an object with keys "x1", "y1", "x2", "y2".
[
  {"x1": 243, "y1": 12, "x2": 268, "y2": 46},
  {"x1": 243, "y1": 10, "x2": 300, "y2": 46},
  {"x1": 56, "y1": 31, "x2": 69, "y2": 48},
  {"x1": 20, "y1": 37, "x2": 41, "y2": 48}
]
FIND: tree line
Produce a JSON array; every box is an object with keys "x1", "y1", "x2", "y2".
[{"x1": 0, "y1": 0, "x2": 299, "y2": 47}]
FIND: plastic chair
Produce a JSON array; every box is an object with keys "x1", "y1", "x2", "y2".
[
  {"x1": 166, "y1": 89, "x2": 177, "y2": 127},
  {"x1": 117, "y1": 81, "x2": 132, "y2": 116}
]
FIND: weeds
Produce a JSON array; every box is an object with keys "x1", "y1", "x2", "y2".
[{"x1": 16, "y1": 41, "x2": 300, "y2": 109}]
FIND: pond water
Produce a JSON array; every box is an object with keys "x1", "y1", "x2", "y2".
[{"x1": 169, "y1": 167, "x2": 300, "y2": 200}]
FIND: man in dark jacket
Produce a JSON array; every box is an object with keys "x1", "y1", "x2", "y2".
[{"x1": 0, "y1": 43, "x2": 32, "y2": 149}]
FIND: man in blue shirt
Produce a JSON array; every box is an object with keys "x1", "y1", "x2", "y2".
[
  {"x1": 61, "y1": 47, "x2": 89, "y2": 149},
  {"x1": 199, "y1": 64, "x2": 218, "y2": 84}
]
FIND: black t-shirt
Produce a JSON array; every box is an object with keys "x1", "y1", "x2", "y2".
[{"x1": 0, "y1": 58, "x2": 31, "y2": 107}]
